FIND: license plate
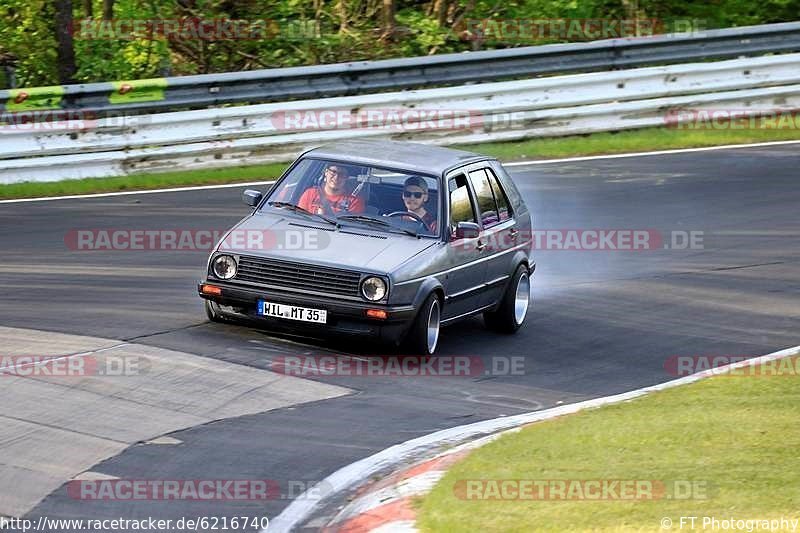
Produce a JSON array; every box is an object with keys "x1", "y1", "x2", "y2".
[{"x1": 257, "y1": 300, "x2": 327, "y2": 324}]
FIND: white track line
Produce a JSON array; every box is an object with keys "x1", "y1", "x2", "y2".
[
  {"x1": 503, "y1": 139, "x2": 800, "y2": 167},
  {"x1": 0, "y1": 180, "x2": 276, "y2": 204},
  {"x1": 0, "y1": 343, "x2": 130, "y2": 375},
  {"x1": 3, "y1": 139, "x2": 799, "y2": 204},
  {"x1": 265, "y1": 344, "x2": 800, "y2": 533}
]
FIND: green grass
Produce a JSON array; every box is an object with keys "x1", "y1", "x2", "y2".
[
  {"x1": 416, "y1": 356, "x2": 800, "y2": 532},
  {"x1": 460, "y1": 125, "x2": 800, "y2": 161},
  {"x1": 0, "y1": 162, "x2": 288, "y2": 200},
  {"x1": 2, "y1": 126, "x2": 800, "y2": 200}
]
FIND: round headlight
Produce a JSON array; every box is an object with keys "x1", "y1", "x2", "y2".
[
  {"x1": 212, "y1": 255, "x2": 237, "y2": 280},
  {"x1": 361, "y1": 276, "x2": 387, "y2": 301}
]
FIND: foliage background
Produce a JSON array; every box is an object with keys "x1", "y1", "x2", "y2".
[{"x1": 0, "y1": 0, "x2": 798, "y2": 88}]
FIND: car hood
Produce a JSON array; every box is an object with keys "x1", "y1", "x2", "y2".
[{"x1": 217, "y1": 213, "x2": 438, "y2": 273}]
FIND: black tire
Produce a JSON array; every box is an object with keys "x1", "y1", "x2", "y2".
[
  {"x1": 204, "y1": 300, "x2": 228, "y2": 323},
  {"x1": 484, "y1": 264, "x2": 530, "y2": 334},
  {"x1": 404, "y1": 293, "x2": 441, "y2": 355}
]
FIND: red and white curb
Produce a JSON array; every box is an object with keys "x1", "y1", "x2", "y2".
[
  {"x1": 266, "y1": 344, "x2": 800, "y2": 533},
  {"x1": 322, "y1": 430, "x2": 514, "y2": 533}
]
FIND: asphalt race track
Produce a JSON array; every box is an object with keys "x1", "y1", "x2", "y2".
[{"x1": 1, "y1": 144, "x2": 798, "y2": 530}]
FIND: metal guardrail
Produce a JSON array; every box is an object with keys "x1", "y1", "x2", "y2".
[
  {"x1": 1, "y1": 21, "x2": 800, "y2": 117},
  {"x1": 2, "y1": 52, "x2": 799, "y2": 183}
]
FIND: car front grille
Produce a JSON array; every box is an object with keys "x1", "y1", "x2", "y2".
[{"x1": 235, "y1": 256, "x2": 362, "y2": 297}]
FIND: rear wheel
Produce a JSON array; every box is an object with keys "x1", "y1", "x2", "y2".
[
  {"x1": 405, "y1": 293, "x2": 441, "y2": 355},
  {"x1": 484, "y1": 264, "x2": 530, "y2": 334}
]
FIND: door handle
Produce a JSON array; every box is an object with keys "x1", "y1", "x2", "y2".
[
  {"x1": 509, "y1": 228, "x2": 519, "y2": 240},
  {"x1": 476, "y1": 240, "x2": 487, "y2": 252}
]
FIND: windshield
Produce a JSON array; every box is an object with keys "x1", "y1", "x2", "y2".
[{"x1": 262, "y1": 158, "x2": 441, "y2": 237}]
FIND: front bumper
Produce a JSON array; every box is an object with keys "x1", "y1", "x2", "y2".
[{"x1": 198, "y1": 281, "x2": 417, "y2": 343}]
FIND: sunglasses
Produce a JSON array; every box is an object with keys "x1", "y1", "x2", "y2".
[
  {"x1": 325, "y1": 168, "x2": 342, "y2": 175},
  {"x1": 403, "y1": 190, "x2": 425, "y2": 199}
]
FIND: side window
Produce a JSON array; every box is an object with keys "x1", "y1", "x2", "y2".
[
  {"x1": 448, "y1": 174, "x2": 477, "y2": 232},
  {"x1": 485, "y1": 167, "x2": 512, "y2": 222},
  {"x1": 468, "y1": 169, "x2": 500, "y2": 228}
]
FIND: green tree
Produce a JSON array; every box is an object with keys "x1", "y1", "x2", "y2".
[{"x1": 0, "y1": 0, "x2": 797, "y2": 88}]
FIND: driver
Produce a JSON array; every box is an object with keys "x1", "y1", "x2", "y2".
[
  {"x1": 401, "y1": 176, "x2": 437, "y2": 233},
  {"x1": 298, "y1": 164, "x2": 365, "y2": 215}
]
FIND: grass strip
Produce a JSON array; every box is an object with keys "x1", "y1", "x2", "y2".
[
  {"x1": 416, "y1": 356, "x2": 800, "y2": 532},
  {"x1": 0, "y1": 162, "x2": 288, "y2": 200}
]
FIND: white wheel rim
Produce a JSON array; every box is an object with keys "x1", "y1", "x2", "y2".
[
  {"x1": 426, "y1": 300, "x2": 440, "y2": 354},
  {"x1": 514, "y1": 273, "x2": 530, "y2": 325}
]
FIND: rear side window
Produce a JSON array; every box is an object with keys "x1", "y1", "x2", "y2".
[
  {"x1": 448, "y1": 174, "x2": 476, "y2": 229},
  {"x1": 489, "y1": 160, "x2": 524, "y2": 211},
  {"x1": 485, "y1": 167, "x2": 512, "y2": 222},
  {"x1": 468, "y1": 169, "x2": 501, "y2": 227}
]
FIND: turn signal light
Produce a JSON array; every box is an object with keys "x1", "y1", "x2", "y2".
[
  {"x1": 366, "y1": 309, "x2": 388, "y2": 320},
  {"x1": 201, "y1": 284, "x2": 222, "y2": 296}
]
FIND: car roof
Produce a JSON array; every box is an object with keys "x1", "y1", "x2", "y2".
[{"x1": 302, "y1": 140, "x2": 491, "y2": 176}]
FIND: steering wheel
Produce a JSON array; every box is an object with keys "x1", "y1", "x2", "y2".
[{"x1": 385, "y1": 211, "x2": 430, "y2": 231}]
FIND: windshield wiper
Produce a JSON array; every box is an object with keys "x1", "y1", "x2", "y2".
[
  {"x1": 338, "y1": 214, "x2": 391, "y2": 226},
  {"x1": 338, "y1": 214, "x2": 418, "y2": 237},
  {"x1": 267, "y1": 201, "x2": 338, "y2": 227}
]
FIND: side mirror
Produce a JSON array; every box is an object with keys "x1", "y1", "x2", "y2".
[
  {"x1": 454, "y1": 221, "x2": 480, "y2": 240},
  {"x1": 242, "y1": 189, "x2": 263, "y2": 207}
]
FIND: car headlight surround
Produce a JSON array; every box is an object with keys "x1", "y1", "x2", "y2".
[
  {"x1": 212, "y1": 254, "x2": 238, "y2": 280},
  {"x1": 361, "y1": 276, "x2": 387, "y2": 301}
]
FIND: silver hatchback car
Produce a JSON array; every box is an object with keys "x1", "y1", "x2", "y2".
[{"x1": 198, "y1": 140, "x2": 534, "y2": 354}]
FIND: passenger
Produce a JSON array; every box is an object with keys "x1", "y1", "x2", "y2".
[
  {"x1": 401, "y1": 176, "x2": 437, "y2": 233},
  {"x1": 298, "y1": 164, "x2": 365, "y2": 215}
]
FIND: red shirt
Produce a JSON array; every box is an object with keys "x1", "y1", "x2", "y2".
[{"x1": 298, "y1": 187, "x2": 365, "y2": 215}]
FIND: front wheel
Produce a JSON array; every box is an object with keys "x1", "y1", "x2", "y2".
[
  {"x1": 405, "y1": 293, "x2": 441, "y2": 355},
  {"x1": 484, "y1": 264, "x2": 530, "y2": 334},
  {"x1": 204, "y1": 300, "x2": 228, "y2": 323}
]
